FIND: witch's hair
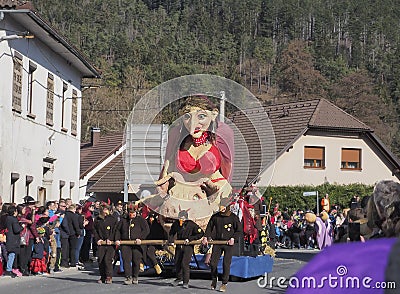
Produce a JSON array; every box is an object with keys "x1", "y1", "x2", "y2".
[{"x1": 178, "y1": 95, "x2": 218, "y2": 116}]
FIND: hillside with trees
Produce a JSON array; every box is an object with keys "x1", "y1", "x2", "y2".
[{"x1": 32, "y1": 0, "x2": 400, "y2": 156}]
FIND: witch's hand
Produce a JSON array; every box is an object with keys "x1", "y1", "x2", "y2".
[
  {"x1": 155, "y1": 176, "x2": 170, "y2": 198},
  {"x1": 201, "y1": 180, "x2": 220, "y2": 202},
  {"x1": 203, "y1": 180, "x2": 232, "y2": 204}
]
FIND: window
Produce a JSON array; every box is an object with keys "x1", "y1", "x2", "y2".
[
  {"x1": 70, "y1": 182, "x2": 75, "y2": 198},
  {"x1": 27, "y1": 61, "x2": 37, "y2": 118},
  {"x1": 341, "y1": 148, "x2": 361, "y2": 170},
  {"x1": 59, "y1": 180, "x2": 65, "y2": 199},
  {"x1": 46, "y1": 73, "x2": 54, "y2": 126},
  {"x1": 304, "y1": 146, "x2": 325, "y2": 169},
  {"x1": 11, "y1": 172, "x2": 20, "y2": 203},
  {"x1": 71, "y1": 90, "x2": 78, "y2": 135},
  {"x1": 61, "y1": 82, "x2": 68, "y2": 132},
  {"x1": 26, "y1": 175, "x2": 33, "y2": 196},
  {"x1": 12, "y1": 53, "x2": 23, "y2": 113}
]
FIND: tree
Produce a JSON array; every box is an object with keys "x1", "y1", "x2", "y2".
[
  {"x1": 276, "y1": 40, "x2": 328, "y2": 101},
  {"x1": 31, "y1": 0, "x2": 400, "y2": 157},
  {"x1": 330, "y1": 70, "x2": 398, "y2": 148}
]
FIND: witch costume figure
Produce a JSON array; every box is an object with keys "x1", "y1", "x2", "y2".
[{"x1": 143, "y1": 95, "x2": 234, "y2": 228}]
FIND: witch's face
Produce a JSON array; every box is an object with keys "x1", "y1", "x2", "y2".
[{"x1": 182, "y1": 106, "x2": 217, "y2": 139}]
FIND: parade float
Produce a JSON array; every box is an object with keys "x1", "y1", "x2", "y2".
[{"x1": 122, "y1": 75, "x2": 275, "y2": 279}]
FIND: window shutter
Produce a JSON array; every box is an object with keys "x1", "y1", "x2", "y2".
[
  {"x1": 342, "y1": 149, "x2": 360, "y2": 162},
  {"x1": 304, "y1": 147, "x2": 324, "y2": 160}
]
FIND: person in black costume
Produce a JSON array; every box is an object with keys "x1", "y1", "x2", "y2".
[
  {"x1": 169, "y1": 209, "x2": 204, "y2": 289},
  {"x1": 202, "y1": 197, "x2": 242, "y2": 293},
  {"x1": 93, "y1": 204, "x2": 118, "y2": 284},
  {"x1": 115, "y1": 203, "x2": 149, "y2": 285},
  {"x1": 144, "y1": 212, "x2": 166, "y2": 275}
]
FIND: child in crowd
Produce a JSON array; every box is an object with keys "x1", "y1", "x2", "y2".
[
  {"x1": 30, "y1": 227, "x2": 48, "y2": 275},
  {"x1": 50, "y1": 219, "x2": 62, "y2": 273}
]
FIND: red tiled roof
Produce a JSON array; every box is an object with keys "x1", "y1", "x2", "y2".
[
  {"x1": 80, "y1": 133, "x2": 124, "y2": 178},
  {"x1": 309, "y1": 99, "x2": 371, "y2": 131},
  {"x1": 87, "y1": 154, "x2": 125, "y2": 193}
]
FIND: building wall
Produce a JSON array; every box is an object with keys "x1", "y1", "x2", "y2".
[
  {"x1": 258, "y1": 134, "x2": 399, "y2": 187},
  {"x1": 0, "y1": 18, "x2": 82, "y2": 204}
]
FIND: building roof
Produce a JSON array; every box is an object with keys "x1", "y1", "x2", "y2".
[
  {"x1": 229, "y1": 98, "x2": 375, "y2": 186},
  {"x1": 87, "y1": 154, "x2": 125, "y2": 193},
  {"x1": 0, "y1": 2, "x2": 100, "y2": 78},
  {"x1": 80, "y1": 133, "x2": 124, "y2": 178},
  {"x1": 82, "y1": 99, "x2": 400, "y2": 192},
  {"x1": 309, "y1": 99, "x2": 371, "y2": 131}
]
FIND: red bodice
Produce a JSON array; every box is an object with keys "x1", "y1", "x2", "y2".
[{"x1": 177, "y1": 144, "x2": 221, "y2": 175}]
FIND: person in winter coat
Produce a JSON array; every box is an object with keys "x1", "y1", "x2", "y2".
[
  {"x1": 115, "y1": 204, "x2": 149, "y2": 285},
  {"x1": 93, "y1": 203, "x2": 118, "y2": 284},
  {"x1": 19, "y1": 205, "x2": 39, "y2": 276},
  {"x1": 58, "y1": 200, "x2": 70, "y2": 268},
  {"x1": 144, "y1": 212, "x2": 166, "y2": 275},
  {"x1": 49, "y1": 219, "x2": 62, "y2": 272},
  {"x1": 75, "y1": 205, "x2": 87, "y2": 267},
  {"x1": 5, "y1": 205, "x2": 23, "y2": 277},
  {"x1": 80, "y1": 201, "x2": 94, "y2": 263},
  {"x1": 65, "y1": 204, "x2": 81, "y2": 268},
  {"x1": 169, "y1": 208, "x2": 204, "y2": 289},
  {"x1": 0, "y1": 203, "x2": 12, "y2": 233},
  {"x1": 202, "y1": 198, "x2": 242, "y2": 292}
]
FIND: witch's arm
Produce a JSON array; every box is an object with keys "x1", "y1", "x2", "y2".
[{"x1": 155, "y1": 160, "x2": 172, "y2": 197}]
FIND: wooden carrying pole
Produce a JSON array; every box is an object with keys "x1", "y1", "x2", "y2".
[
  {"x1": 175, "y1": 240, "x2": 228, "y2": 245},
  {"x1": 99, "y1": 239, "x2": 229, "y2": 246}
]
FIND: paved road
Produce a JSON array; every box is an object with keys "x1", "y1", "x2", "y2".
[{"x1": 0, "y1": 249, "x2": 319, "y2": 294}]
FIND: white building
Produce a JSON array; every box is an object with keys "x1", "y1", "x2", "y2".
[
  {"x1": 0, "y1": 2, "x2": 100, "y2": 204},
  {"x1": 230, "y1": 99, "x2": 400, "y2": 188}
]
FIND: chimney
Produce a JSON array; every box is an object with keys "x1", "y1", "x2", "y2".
[{"x1": 91, "y1": 127, "x2": 100, "y2": 146}]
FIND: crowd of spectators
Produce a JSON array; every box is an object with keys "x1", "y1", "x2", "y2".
[
  {"x1": 287, "y1": 180, "x2": 400, "y2": 293},
  {"x1": 0, "y1": 195, "x2": 100, "y2": 278},
  {"x1": 265, "y1": 192, "x2": 375, "y2": 250}
]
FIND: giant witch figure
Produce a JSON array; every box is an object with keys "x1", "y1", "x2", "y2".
[{"x1": 143, "y1": 95, "x2": 234, "y2": 229}]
